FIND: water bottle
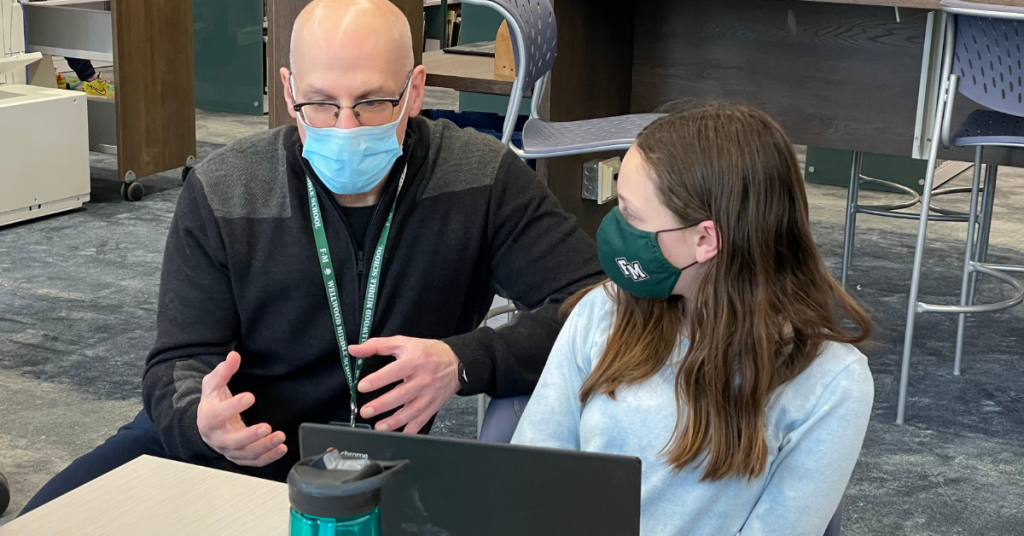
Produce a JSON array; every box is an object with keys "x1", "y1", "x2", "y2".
[{"x1": 288, "y1": 449, "x2": 409, "y2": 536}]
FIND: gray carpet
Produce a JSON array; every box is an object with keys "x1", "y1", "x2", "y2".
[{"x1": 1, "y1": 145, "x2": 1022, "y2": 534}]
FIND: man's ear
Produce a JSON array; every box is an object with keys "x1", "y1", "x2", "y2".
[
  {"x1": 406, "y1": 65, "x2": 428, "y2": 119},
  {"x1": 695, "y1": 220, "x2": 719, "y2": 263},
  {"x1": 280, "y1": 68, "x2": 298, "y2": 119}
]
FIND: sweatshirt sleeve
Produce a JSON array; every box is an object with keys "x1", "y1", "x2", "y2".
[
  {"x1": 141, "y1": 173, "x2": 240, "y2": 468},
  {"x1": 739, "y1": 356, "x2": 874, "y2": 536},
  {"x1": 443, "y1": 151, "x2": 604, "y2": 398},
  {"x1": 509, "y1": 288, "x2": 609, "y2": 450}
]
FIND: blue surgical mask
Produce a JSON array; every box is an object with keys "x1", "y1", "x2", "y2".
[{"x1": 298, "y1": 82, "x2": 410, "y2": 195}]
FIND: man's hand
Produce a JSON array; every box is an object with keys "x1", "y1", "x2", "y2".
[
  {"x1": 197, "y1": 351, "x2": 287, "y2": 467},
  {"x1": 350, "y1": 336, "x2": 461, "y2": 434}
]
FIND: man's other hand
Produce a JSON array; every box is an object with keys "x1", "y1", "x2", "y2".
[
  {"x1": 350, "y1": 337, "x2": 461, "y2": 434},
  {"x1": 197, "y1": 351, "x2": 287, "y2": 467}
]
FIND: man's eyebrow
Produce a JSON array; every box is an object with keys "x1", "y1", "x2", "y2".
[
  {"x1": 300, "y1": 84, "x2": 395, "y2": 102},
  {"x1": 300, "y1": 84, "x2": 336, "y2": 100},
  {"x1": 356, "y1": 85, "x2": 393, "y2": 100}
]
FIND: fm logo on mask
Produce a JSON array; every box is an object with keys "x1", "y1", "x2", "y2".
[{"x1": 615, "y1": 258, "x2": 649, "y2": 282}]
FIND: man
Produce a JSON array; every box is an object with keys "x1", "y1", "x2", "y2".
[{"x1": 22, "y1": 0, "x2": 600, "y2": 512}]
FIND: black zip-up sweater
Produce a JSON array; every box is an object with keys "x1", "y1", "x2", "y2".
[{"x1": 142, "y1": 117, "x2": 603, "y2": 481}]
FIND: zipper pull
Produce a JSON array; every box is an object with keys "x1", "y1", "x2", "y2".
[{"x1": 357, "y1": 251, "x2": 365, "y2": 278}]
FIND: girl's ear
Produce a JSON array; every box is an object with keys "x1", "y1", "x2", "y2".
[{"x1": 694, "y1": 220, "x2": 719, "y2": 263}]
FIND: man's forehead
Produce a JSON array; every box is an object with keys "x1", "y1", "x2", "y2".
[{"x1": 292, "y1": 62, "x2": 407, "y2": 98}]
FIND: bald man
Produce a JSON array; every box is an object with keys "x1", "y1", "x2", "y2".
[{"x1": 21, "y1": 0, "x2": 601, "y2": 512}]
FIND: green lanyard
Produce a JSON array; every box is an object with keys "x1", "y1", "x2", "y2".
[{"x1": 306, "y1": 167, "x2": 406, "y2": 427}]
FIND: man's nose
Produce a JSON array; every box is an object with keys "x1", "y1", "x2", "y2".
[{"x1": 337, "y1": 107, "x2": 361, "y2": 129}]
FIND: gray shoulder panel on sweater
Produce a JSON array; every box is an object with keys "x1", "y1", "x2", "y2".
[
  {"x1": 194, "y1": 127, "x2": 293, "y2": 219},
  {"x1": 420, "y1": 118, "x2": 509, "y2": 199}
]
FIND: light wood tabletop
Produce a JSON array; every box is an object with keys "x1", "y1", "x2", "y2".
[{"x1": 0, "y1": 456, "x2": 291, "y2": 536}]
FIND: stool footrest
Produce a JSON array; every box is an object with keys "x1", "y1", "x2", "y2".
[{"x1": 917, "y1": 262, "x2": 1024, "y2": 314}]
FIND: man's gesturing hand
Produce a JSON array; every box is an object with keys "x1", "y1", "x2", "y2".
[
  {"x1": 197, "y1": 351, "x2": 287, "y2": 467},
  {"x1": 350, "y1": 337, "x2": 461, "y2": 434}
]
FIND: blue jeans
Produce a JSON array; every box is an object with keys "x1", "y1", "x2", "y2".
[{"x1": 20, "y1": 410, "x2": 169, "y2": 515}]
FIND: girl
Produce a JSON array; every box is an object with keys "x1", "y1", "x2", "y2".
[{"x1": 512, "y1": 103, "x2": 874, "y2": 536}]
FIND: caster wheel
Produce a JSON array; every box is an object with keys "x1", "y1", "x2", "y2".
[
  {"x1": 121, "y1": 181, "x2": 145, "y2": 202},
  {"x1": 181, "y1": 165, "x2": 192, "y2": 183}
]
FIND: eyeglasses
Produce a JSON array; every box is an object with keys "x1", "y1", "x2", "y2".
[{"x1": 290, "y1": 72, "x2": 413, "y2": 128}]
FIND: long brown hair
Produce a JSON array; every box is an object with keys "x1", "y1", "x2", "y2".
[{"x1": 565, "y1": 102, "x2": 871, "y2": 481}]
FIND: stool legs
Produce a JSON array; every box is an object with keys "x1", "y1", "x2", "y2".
[
  {"x1": 841, "y1": 151, "x2": 864, "y2": 288},
  {"x1": 897, "y1": 90, "x2": 951, "y2": 423},
  {"x1": 953, "y1": 147, "x2": 986, "y2": 376}
]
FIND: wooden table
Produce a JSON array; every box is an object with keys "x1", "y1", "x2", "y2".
[
  {"x1": 423, "y1": 49, "x2": 515, "y2": 96},
  {"x1": 0, "y1": 456, "x2": 290, "y2": 535}
]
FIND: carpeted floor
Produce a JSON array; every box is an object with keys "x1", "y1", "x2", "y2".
[{"x1": 1, "y1": 117, "x2": 1023, "y2": 534}]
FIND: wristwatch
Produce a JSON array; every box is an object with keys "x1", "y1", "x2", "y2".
[{"x1": 457, "y1": 359, "x2": 470, "y2": 389}]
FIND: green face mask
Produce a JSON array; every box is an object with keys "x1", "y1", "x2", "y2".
[{"x1": 596, "y1": 208, "x2": 698, "y2": 299}]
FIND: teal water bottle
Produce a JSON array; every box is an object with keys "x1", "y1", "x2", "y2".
[{"x1": 288, "y1": 449, "x2": 409, "y2": 536}]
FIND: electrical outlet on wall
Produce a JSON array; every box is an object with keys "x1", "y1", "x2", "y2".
[{"x1": 597, "y1": 157, "x2": 621, "y2": 205}]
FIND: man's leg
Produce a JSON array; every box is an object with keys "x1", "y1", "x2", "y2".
[
  {"x1": 64, "y1": 58, "x2": 97, "y2": 82},
  {"x1": 19, "y1": 409, "x2": 168, "y2": 515}
]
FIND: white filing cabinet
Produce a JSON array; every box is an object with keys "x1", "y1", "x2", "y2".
[{"x1": 0, "y1": 82, "x2": 90, "y2": 227}]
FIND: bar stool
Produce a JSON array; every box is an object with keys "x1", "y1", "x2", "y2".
[{"x1": 897, "y1": 0, "x2": 1024, "y2": 424}]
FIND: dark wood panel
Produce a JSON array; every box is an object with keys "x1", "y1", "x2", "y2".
[
  {"x1": 546, "y1": 0, "x2": 637, "y2": 238},
  {"x1": 267, "y1": 0, "x2": 306, "y2": 129},
  {"x1": 268, "y1": 0, "x2": 424, "y2": 129},
  {"x1": 111, "y1": 0, "x2": 196, "y2": 180},
  {"x1": 631, "y1": 0, "x2": 929, "y2": 157}
]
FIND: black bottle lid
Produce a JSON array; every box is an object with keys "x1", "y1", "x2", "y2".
[{"x1": 288, "y1": 449, "x2": 410, "y2": 519}]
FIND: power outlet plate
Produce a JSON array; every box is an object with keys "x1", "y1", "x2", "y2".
[{"x1": 597, "y1": 157, "x2": 621, "y2": 204}]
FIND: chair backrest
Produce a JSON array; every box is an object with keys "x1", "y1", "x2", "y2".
[
  {"x1": 461, "y1": 0, "x2": 558, "y2": 146},
  {"x1": 477, "y1": 0, "x2": 557, "y2": 92},
  {"x1": 952, "y1": 14, "x2": 1024, "y2": 116}
]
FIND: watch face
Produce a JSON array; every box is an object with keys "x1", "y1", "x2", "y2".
[{"x1": 458, "y1": 362, "x2": 469, "y2": 386}]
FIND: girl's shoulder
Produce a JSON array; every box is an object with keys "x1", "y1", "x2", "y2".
[
  {"x1": 564, "y1": 282, "x2": 618, "y2": 330},
  {"x1": 770, "y1": 341, "x2": 873, "y2": 424}
]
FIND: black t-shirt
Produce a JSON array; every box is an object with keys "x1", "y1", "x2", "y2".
[{"x1": 338, "y1": 204, "x2": 377, "y2": 252}]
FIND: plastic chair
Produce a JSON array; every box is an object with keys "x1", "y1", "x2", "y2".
[
  {"x1": 895, "y1": 0, "x2": 1024, "y2": 424},
  {"x1": 478, "y1": 394, "x2": 531, "y2": 443},
  {"x1": 459, "y1": 0, "x2": 666, "y2": 158},
  {"x1": 478, "y1": 396, "x2": 847, "y2": 535}
]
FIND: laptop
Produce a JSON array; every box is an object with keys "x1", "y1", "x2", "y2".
[{"x1": 299, "y1": 423, "x2": 642, "y2": 536}]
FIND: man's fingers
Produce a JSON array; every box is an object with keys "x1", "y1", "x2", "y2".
[
  {"x1": 226, "y1": 431, "x2": 286, "y2": 463},
  {"x1": 375, "y1": 397, "x2": 430, "y2": 433},
  {"x1": 212, "y1": 422, "x2": 273, "y2": 451},
  {"x1": 357, "y1": 359, "x2": 416, "y2": 393},
  {"x1": 403, "y1": 413, "x2": 432, "y2": 435},
  {"x1": 348, "y1": 336, "x2": 407, "y2": 359},
  {"x1": 201, "y1": 351, "x2": 242, "y2": 397},
  {"x1": 360, "y1": 380, "x2": 419, "y2": 418},
  {"x1": 233, "y1": 444, "x2": 288, "y2": 468},
  {"x1": 208, "y1": 392, "x2": 256, "y2": 424}
]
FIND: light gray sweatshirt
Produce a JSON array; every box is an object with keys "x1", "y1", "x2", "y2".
[{"x1": 512, "y1": 287, "x2": 874, "y2": 536}]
